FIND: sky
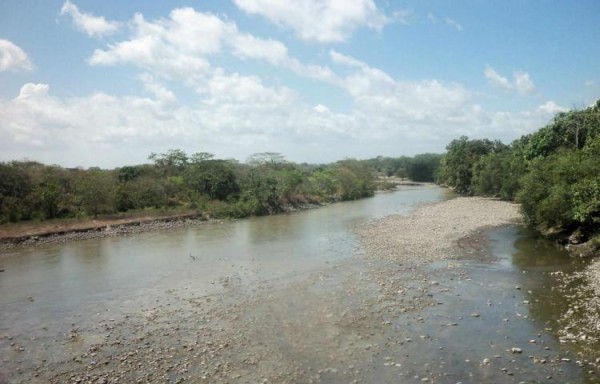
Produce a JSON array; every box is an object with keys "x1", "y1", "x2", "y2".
[{"x1": 0, "y1": 0, "x2": 599, "y2": 168}]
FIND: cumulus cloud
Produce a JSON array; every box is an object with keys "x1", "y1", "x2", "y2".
[
  {"x1": 88, "y1": 8, "x2": 337, "y2": 87},
  {"x1": 484, "y1": 66, "x2": 536, "y2": 95},
  {"x1": 61, "y1": 1, "x2": 120, "y2": 37},
  {"x1": 0, "y1": 39, "x2": 33, "y2": 72},
  {"x1": 537, "y1": 100, "x2": 567, "y2": 114},
  {"x1": 0, "y1": 6, "x2": 565, "y2": 167},
  {"x1": 1, "y1": 73, "x2": 563, "y2": 168},
  {"x1": 484, "y1": 66, "x2": 511, "y2": 90},
  {"x1": 233, "y1": 0, "x2": 389, "y2": 43}
]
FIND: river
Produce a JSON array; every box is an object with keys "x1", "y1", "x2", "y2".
[{"x1": 0, "y1": 185, "x2": 598, "y2": 383}]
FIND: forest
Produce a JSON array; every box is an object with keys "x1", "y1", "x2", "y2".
[
  {"x1": 437, "y1": 100, "x2": 600, "y2": 255},
  {"x1": 0, "y1": 149, "x2": 441, "y2": 224}
]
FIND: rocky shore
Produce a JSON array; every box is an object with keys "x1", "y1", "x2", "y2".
[
  {"x1": 556, "y1": 259, "x2": 600, "y2": 353},
  {"x1": 357, "y1": 196, "x2": 522, "y2": 264},
  {"x1": 0, "y1": 214, "x2": 213, "y2": 250}
]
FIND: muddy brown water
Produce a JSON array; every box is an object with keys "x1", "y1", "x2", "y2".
[{"x1": 0, "y1": 185, "x2": 598, "y2": 383}]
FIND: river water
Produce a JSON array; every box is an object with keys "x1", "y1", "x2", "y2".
[
  {"x1": 0, "y1": 185, "x2": 598, "y2": 383},
  {"x1": 0, "y1": 186, "x2": 448, "y2": 331}
]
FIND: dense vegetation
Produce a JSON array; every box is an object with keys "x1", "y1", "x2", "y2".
[
  {"x1": 0, "y1": 150, "x2": 441, "y2": 225},
  {"x1": 363, "y1": 153, "x2": 443, "y2": 182},
  {"x1": 437, "y1": 100, "x2": 600, "y2": 252}
]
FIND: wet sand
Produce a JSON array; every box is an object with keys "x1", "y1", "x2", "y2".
[{"x1": 2, "y1": 197, "x2": 598, "y2": 383}]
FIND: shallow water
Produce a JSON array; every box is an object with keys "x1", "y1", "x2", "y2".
[
  {"x1": 0, "y1": 186, "x2": 450, "y2": 334},
  {"x1": 399, "y1": 226, "x2": 597, "y2": 383},
  {"x1": 1, "y1": 186, "x2": 598, "y2": 383}
]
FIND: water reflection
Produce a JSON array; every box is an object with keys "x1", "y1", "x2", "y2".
[{"x1": 0, "y1": 185, "x2": 449, "y2": 334}]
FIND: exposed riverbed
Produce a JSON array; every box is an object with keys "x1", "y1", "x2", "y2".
[{"x1": 0, "y1": 186, "x2": 598, "y2": 383}]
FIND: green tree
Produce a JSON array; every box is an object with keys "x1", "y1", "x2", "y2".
[
  {"x1": 149, "y1": 149, "x2": 189, "y2": 176},
  {"x1": 184, "y1": 159, "x2": 240, "y2": 201},
  {"x1": 0, "y1": 162, "x2": 33, "y2": 222},
  {"x1": 406, "y1": 153, "x2": 443, "y2": 182},
  {"x1": 75, "y1": 168, "x2": 117, "y2": 217},
  {"x1": 438, "y1": 136, "x2": 507, "y2": 194}
]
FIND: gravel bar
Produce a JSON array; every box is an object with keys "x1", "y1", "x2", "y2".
[{"x1": 357, "y1": 196, "x2": 522, "y2": 264}]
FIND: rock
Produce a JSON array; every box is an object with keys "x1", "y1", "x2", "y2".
[{"x1": 510, "y1": 348, "x2": 522, "y2": 354}]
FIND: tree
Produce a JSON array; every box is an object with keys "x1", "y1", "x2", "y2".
[
  {"x1": 523, "y1": 101, "x2": 600, "y2": 160},
  {"x1": 406, "y1": 153, "x2": 443, "y2": 182},
  {"x1": 75, "y1": 168, "x2": 117, "y2": 217},
  {"x1": 0, "y1": 162, "x2": 33, "y2": 222},
  {"x1": 437, "y1": 136, "x2": 507, "y2": 194},
  {"x1": 246, "y1": 152, "x2": 287, "y2": 166},
  {"x1": 331, "y1": 160, "x2": 375, "y2": 200},
  {"x1": 184, "y1": 160, "x2": 240, "y2": 201},
  {"x1": 149, "y1": 149, "x2": 189, "y2": 175}
]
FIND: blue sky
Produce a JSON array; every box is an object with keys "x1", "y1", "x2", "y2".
[{"x1": 1, "y1": 0, "x2": 598, "y2": 168}]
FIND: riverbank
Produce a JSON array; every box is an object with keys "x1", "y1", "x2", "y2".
[
  {"x1": 0, "y1": 182, "x2": 429, "y2": 251},
  {"x1": 0, "y1": 211, "x2": 210, "y2": 250},
  {"x1": 0, "y1": 201, "x2": 325, "y2": 250}
]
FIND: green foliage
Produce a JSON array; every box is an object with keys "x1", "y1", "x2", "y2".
[
  {"x1": 406, "y1": 153, "x2": 443, "y2": 182},
  {"x1": 184, "y1": 160, "x2": 240, "y2": 201},
  {"x1": 74, "y1": 169, "x2": 117, "y2": 217},
  {"x1": 0, "y1": 149, "x2": 456, "y2": 224},
  {"x1": 439, "y1": 100, "x2": 600, "y2": 241},
  {"x1": 331, "y1": 160, "x2": 375, "y2": 200},
  {"x1": 0, "y1": 162, "x2": 33, "y2": 222},
  {"x1": 471, "y1": 150, "x2": 526, "y2": 200},
  {"x1": 571, "y1": 178, "x2": 600, "y2": 224},
  {"x1": 437, "y1": 136, "x2": 507, "y2": 194},
  {"x1": 523, "y1": 101, "x2": 600, "y2": 160}
]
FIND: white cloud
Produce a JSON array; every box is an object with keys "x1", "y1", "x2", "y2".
[
  {"x1": 0, "y1": 39, "x2": 33, "y2": 72},
  {"x1": 445, "y1": 18, "x2": 463, "y2": 31},
  {"x1": 230, "y1": 33, "x2": 289, "y2": 65},
  {"x1": 537, "y1": 100, "x2": 567, "y2": 114},
  {"x1": 89, "y1": 8, "x2": 337, "y2": 87},
  {"x1": 330, "y1": 50, "x2": 367, "y2": 69},
  {"x1": 484, "y1": 66, "x2": 511, "y2": 90},
  {"x1": 314, "y1": 104, "x2": 330, "y2": 113},
  {"x1": 88, "y1": 12, "x2": 214, "y2": 83},
  {"x1": 428, "y1": 14, "x2": 464, "y2": 31},
  {"x1": 17, "y1": 83, "x2": 50, "y2": 99},
  {"x1": 513, "y1": 71, "x2": 535, "y2": 95},
  {"x1": 163, "y1": 8, "x2": 233, "y2": 55},
  {"x1": 204, "y1": 71, "x2": 296, "y2": 105},
  {"x1": 233, "y1": 0, "x2": 389, "y2": 43},
  {"x1": 0, "y1": 7, "x2": 566, "y2": 167},
  {"x1": 61, "y1": 0, "x2": 120, "y2": 38},
  {"x1": 484, "y1": 66, "x2": 536, "y2": 95},
  {"x1": 393, "y1": 9, "x2": 414, "y2": 25},
  {"x1": 1, "y1": 73, "x2": 564, "y2": 168},
  {"x1": 139, "y1": 74, "x2": 176, "y2": 103},
  {"x1": 585, "y1": 80, "x2": 595, "y2": 87}
]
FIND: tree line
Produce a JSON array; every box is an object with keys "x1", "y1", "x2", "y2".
[
  {"x1": 0, "y1": 150, "x2": 442, "y2": 224},
  {"x1": 437, "y1": 100, "x2": 600, "y2": 249}
]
